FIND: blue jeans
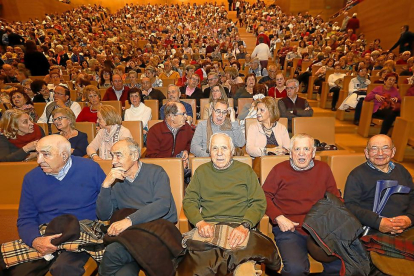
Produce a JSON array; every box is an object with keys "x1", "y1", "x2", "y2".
[
  {"x1": 273, "y1": 226, "x2": 342, "y2": 276},
  {"x1": 99, "y1": 242, "x2": 141, "y2": 276}
]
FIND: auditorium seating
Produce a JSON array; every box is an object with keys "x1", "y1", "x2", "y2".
[
  {"x1": 122, "y1": 120, "x2": 145, "y2": 156},
  {"x1": 143, "y1": 99, "x2": 159, "y2": 120},
  {"x1": 292, "y1": 117, "x2": 336, "y2": 145},
  {"x1": 101, "y1": 100, "x2": 122, "y2": 116}
]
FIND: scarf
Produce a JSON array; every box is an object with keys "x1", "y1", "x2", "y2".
[
  {"x1": 8, "y1": 124, "x2": 43, "y2": 148},
  {"x1": 206, "y1": 117, "x2": 232, "y2": 154},
  {"x1": 356, "y1": 75, "x2": 369, "y2": 90},
  {"x1": 100, "y1": 124, "x2": 122, "y2": 160}
]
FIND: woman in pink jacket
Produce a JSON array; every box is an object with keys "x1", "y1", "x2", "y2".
[
  {"x1": 364, "y1": 73, "x2": 401, "y2": 135},
  {"x1": 246, "y1": 97, "x2": 290, "y2": 157}
]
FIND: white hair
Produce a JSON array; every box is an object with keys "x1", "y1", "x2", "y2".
[{"x1": 208, "y1": 133, "x2": 235, "y2": 155}]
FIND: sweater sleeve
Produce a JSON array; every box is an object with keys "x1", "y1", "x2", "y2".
[
  {"x1": 71, "y1": 102, "x2": 82, "y2": 118},
  {"x1": 71, "y1": 132, "x2": 88, "y2": 157},
  {"x1": 96, "y1": 187, "x2": 118, "y2": 221},
  {"x1": 365, "y1": 86, "x2": 381, "y2": 102},
  {"x1": 344, "y1": 172, "x2": 382, "y2": 230},
  {"x1": 17, "y1": 175, "x2": 41, "y2": 246},
  {"x1": 275, "y1": 123, "x2": 291, "y2": 150},
  {"x1": 278, "y1": 100, "x2": 295, "y2": 120},
  {"x1": 263, "y1": 166, "x2": 284, "y2": 223},
  {"x1": 183, "y1": 171, "x2": 203, "y2": 225},
  {"x1": 243, "y1": 169, "x2": 266, "y2": 227},
  {"x1": 145, "y1": 126, "x2": 162, "y2": 158},
  {"x1": 295, "y1": 100, "x2": 313, "y2": 117},
  {"x1": 246, "y1": 123, "x2": 264, "y2": 157},
  {"x1": 128, "y1": 168, "x2": 174, "y2": 225},
  {"x1": 190, "y1": 122, "x2": 209, "y2": 157},
  {"x1": 231, "y1": 121, "x2": 246, "y2": 148},
  {"x1": 87, "y1": 129, "x2": 104, "y2": 154}
]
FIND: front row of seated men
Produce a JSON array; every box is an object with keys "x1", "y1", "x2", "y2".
[{"x1": 2, "y1": 133, "x2": 413, "y2": 276}]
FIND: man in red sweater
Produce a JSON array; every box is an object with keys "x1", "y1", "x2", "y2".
[
  {"x1": 146, "y1": 102, "x2": 194, "y2": 168},
  {"x1": 102, "y1": 74, "x2": 129, "y2": 106},
  {"x1": 263, "y1": 133, "x2": 342, "y2": 276}
]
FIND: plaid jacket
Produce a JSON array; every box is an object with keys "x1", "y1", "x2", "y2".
[{"x1": 0, "y1": 220, "x2": 105, "y2": 269}]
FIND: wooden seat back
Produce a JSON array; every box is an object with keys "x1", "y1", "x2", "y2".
[{"x1": 292, "y1": 117, "x2": 336, "y2": 145}]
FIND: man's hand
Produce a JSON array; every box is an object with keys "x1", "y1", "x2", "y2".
[
  {"x1": 379, "y1": 217, "x2": 395, "y2": 233},
  {"x1": 228, "y1": 107, "x2": 236, "y2": 122},
  {"x1": 196, "y1": 220, "x2": 214, "y2": 238},
  {"x1": 32, "y1": 234, "x2": 61, "y2": 255},
  {"x1": 54, "y1": 98, "x2": 66, "y2": 108},
  {"x1": 102, "y1": 167, "x2": 126, "y2": 188},
  {"x1": 276, "y1": 215, "x2": 299, "y2": 232},
  {"x1": 391, "y1": 216, "x2": 412, "y2": 233},
  {"x1": 181, "y1": 150, "x2": 189, "y2": 161},
  {"x1": 228, "y1": 225, "x2": 249, "y2": 248},
  {"x1": 107, "y1": 218, "x2": 132, "y2": 236}
]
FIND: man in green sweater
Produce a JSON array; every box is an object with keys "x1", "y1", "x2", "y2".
[{"x1": 182, "y1": 133, "x2": 278, "y2": 275}]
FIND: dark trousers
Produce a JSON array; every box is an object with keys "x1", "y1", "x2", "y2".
[
  {"x1": 314, "y1": 77, "x2": 325, "y2": 94},
  {"x1": 298, "y1": 71, "x2": 311, "y2": 92},
  {"x1": 273, "y1": 226, "x2": 342, "y2": 276},
  {"x1": 1, "y1": 251, "x2": 90, "y2": 276},
  {"x1": 354, "y1": 97, "x2": 365, "y2": 123},
  {"x1": 330, "y1": 87, "x2": 341, "y2": 108},
  {"x1": 373, "y1": 108, "x2": 399, "y2": 135},
  {"x1": 260, "y1": 60, "x2": 268, "y2": 70},
  {"x1": 99, "y1": 242, "x2": 140, "y2": 276}
]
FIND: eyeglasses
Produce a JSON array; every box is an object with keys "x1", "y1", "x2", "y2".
[
  {"x1": 174, "y1": 112, "x2": 187, "y2": 116},
  {"x1": 286, "y1": 86, "x2": 298, "y2": 90},
  {"x1": 52, "y1": 116, "x2": 68, "y2": 122},
  {"x1": 213, "y1": 108, "x2": 228, "y2": 116},
  {"x1": 368, "y1": 146, "x2": 393, "y2": 154}
]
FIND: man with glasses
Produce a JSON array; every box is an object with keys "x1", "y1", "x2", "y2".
[
  {"x1": 202, "y1": 72, "x2": 230, "y2": 98},
  {"x1": 344, "y1": 134, "x2": 414, "y2": 274},
  {"x1": 102, "y1": 73, "x2": 130, "y2": 107},
  {"x1": 191, "y1": 99, "x2": 244, "y2": 157},
  {"x1": 278, "y1": 79, "x2": 313, "y2": 132},
  {"x1": 146, "y1": 102, "x2": 194, "y2": 170},
  {"x1": 37, "y1": 84, "x2": 81, "y2": 123},
  {"x1": 258, "y1": 64, "x2": 277, "y2": 88}
]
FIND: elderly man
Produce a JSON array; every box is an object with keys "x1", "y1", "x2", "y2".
[
  {"x1": 258, "y1": 64, "x2": 277, "y2": 87},
  {"x1": 202, "y1": 72, "x2": 230, "y2": 98},
  {"x1": 159, "y1": 61, "x2": 180, "y2": 79},
  {"x1": 160, "y1": 84, "x2": 193, "y2": 123},
  {"x1": 191, "y1": 99, "x2": 245, "y2": 157},
  {"x1": 141, "y1": 76, "x2": 166, "y2": 110},
  {"x1": 263, "y1": 133, "x2": 342, "y2": 276},
  {"x1": 249, "y1": 58, "x2": 268, "y2": 77},
  {"x1": 181, "y1": 133, "x2": 279, "y2": 275},
  {"x1": 37, "y1": 84, "x2": 81, "y2": 124},
  {"x1": 344, "y1": 134, "x2": 413, "y2": 235},
  {"x1": 278, "y1": 79, "x2": 313, "y2": 132},
  {"x1": 146, "y1": 101, "x2": 193, "y2": 164},
  {"x1": 102, "y1": 73, "x2": 130, "y2": 106},
  {"x1": 2, "y1": 64, "x2": 18, "y2": 83},
  {"x1": 344, "y1": 135, "x2": 414, "y2": 274},
  {"x1": 7, "y1": 135, "x2": 106, "y2": 275},
  {"x1": 97, "y1": 138, "x2": 177, "y2": 276}
]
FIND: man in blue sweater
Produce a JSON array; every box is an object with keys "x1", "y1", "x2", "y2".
[
  {"x1": 97, "y1": 138, "x2": 177, "y2": 276},
  {"x1": 10, "y1": 135, "x2": 106, "y2": 276}
]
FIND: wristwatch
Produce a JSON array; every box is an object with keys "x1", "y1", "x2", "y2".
[{"x1": 240, "y1": 222, "x2": 251, "y2": 230}]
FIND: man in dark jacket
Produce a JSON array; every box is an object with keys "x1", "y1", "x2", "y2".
[{"x1": 389, "y1": 25, "x2": 414, "y2": 54}]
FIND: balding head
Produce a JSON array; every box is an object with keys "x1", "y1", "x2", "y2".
[
  {"x1": 365, "y1": 134, "x2": 396, "y2": 172},
  {"x1": 36, "y1": 135, "x2": 71, "y2": 174}
]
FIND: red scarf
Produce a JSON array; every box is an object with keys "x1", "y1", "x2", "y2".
[{"x1": 8, "y1": 124, "x2": 43, "y2": 148}]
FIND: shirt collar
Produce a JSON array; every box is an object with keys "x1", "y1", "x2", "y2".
[
  {"x1": 213, "y1": 159, "x2": 234, "y2": 170},
  {"x1": 125, "y1": 161, "x2": 142, "y2": 182},
  {"x1": 289, "y1": 158, "x2": 314, "y2": 171},
  {"x1": 47, "y1": 157, "x2": 72, "y2": 181},
  {"x1": 366, "y1": 160, "x2": 395, "y2": 174},
  {"x1": 165, "y1": 121, "x2": 179, "y2": 135}
]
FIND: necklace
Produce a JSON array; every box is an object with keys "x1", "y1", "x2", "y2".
[{"x1": 89, "y1": 103, "x2": 101, "y2": 113}]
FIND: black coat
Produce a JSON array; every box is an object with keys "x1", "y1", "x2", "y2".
[
  {"x1": 24, "y1": 52, "x2": 50, "y2": 76},
  {"x1": 303, "y1": 193, "x2": 370, "y2": 276}
]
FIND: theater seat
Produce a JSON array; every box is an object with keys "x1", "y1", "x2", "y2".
[
  {"x1": 122, "y1": 121, "x2": 145, "y2": 156},
  {"x1": 292, "y1": 117, "x2": 335, "y2": 145},
  {"x1": 143, "y1": 99, "x2": 159, "y2": 120}
]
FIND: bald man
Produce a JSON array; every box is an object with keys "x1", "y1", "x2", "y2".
[{"x1": 8, "y1": 135, "x2": 106, "y2": 276}]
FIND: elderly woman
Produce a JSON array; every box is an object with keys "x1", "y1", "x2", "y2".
[
  {"x1": 364, "y1": 73, "x2": 401, "y2": 135},
  {"x1": 373, "y1": 68, "x2": 391, "y2": 84},
  {"x1": 87, "y1": 105, "x2": 132, "y2": 161},
  {"x1": 203, "y1": 84, "x2": 229, "y2": 119},
  {"x1": 76, "y1": 85, "x2": 102, "y2": 122},
  {"x1": 246, "y1": 96, "x2": 290, "y2": 157},
  {"x1": 9, "y1": 89, "x2": 38, "y2": 121},
  {"x1": 124, "y1": 88, "x2": 152, "y2": 130},
  {"x1": 233, "y1": 73, "x2": 256, "y2": 109},
  {"x1": 268, "y1": 72, "x2": 287, "y2": 98},
  {"x1": 52, "y1": 107, "x2": 88, "y2": 156},
  {"x1": 0, "y1": 109, "x2": 43, "y2": 162},
  {"x1": 224, "y1": 66, "x2": 244, "y2": 96}
]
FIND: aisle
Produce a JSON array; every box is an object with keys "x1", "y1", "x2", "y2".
[{"x1": 227, "y1": 11, "x2": 256, "y2": 53}]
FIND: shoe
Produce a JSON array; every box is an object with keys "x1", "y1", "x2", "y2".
[
  {"x1": 353, "y1": 120, "x2": 359, "y2": 125},
  {"x1": 331, "y1": 107, "x2": 337, "y2": 111}
]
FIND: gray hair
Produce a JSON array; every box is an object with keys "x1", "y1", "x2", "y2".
[
  {"x1": 290, "y1": 133, "x2": 315, "y2": 150},
  {"x1": 285, "y1": 78, "x2": 299, "y2": 88},
  {"x1": 208, "y1": 133, "x2": 235, "y2": 155},
  {"x1": 121, "y1": 137, "x2": 141, "y2": 159},
  {"x1": 167, "y1": 84, "x2": 179, "y2": 93}
]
